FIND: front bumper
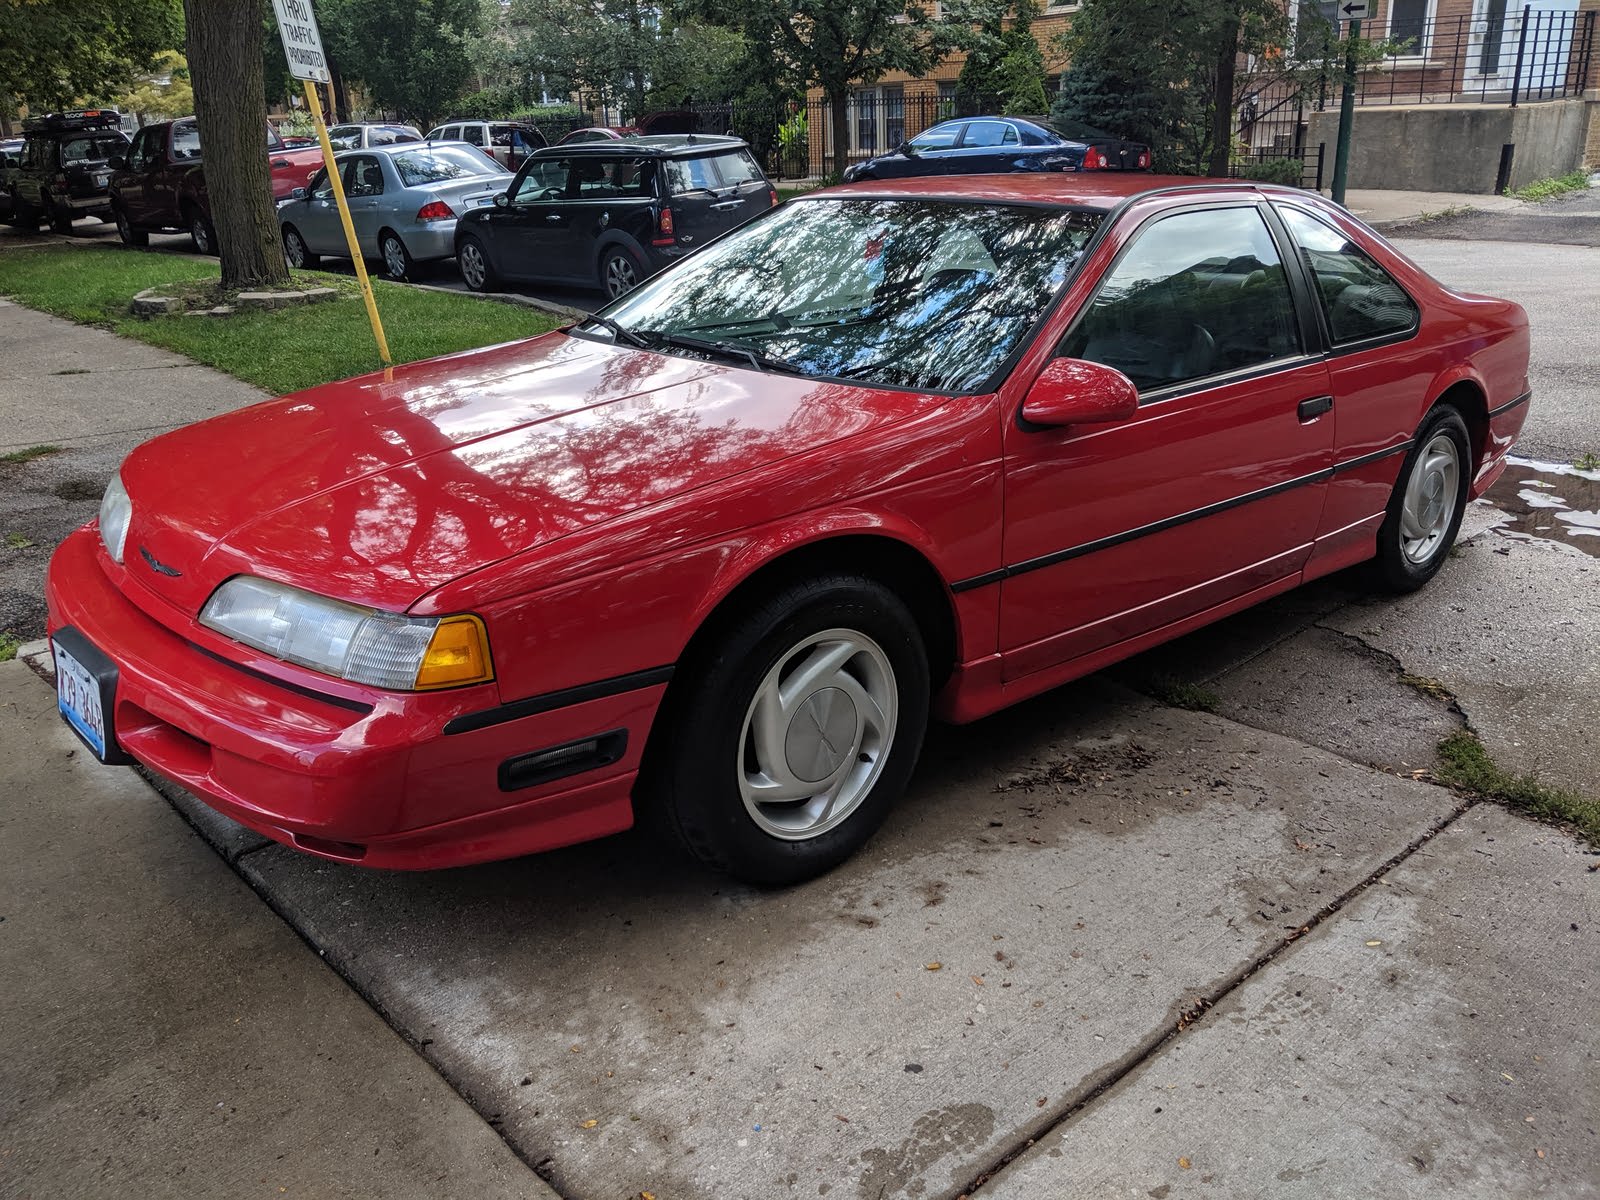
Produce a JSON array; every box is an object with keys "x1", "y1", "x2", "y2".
[{"x1": 45, "y1": 526, "x2": 662, "y2": 869}]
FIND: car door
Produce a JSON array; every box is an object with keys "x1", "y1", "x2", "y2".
[
  {"x1": 342, "y1": 153, "x2": 385, "y2": 253},
  {"x1": 943, "y1": 119, "x2": 1021, "y2": 175},
  {"x1": 295, "y1": 165, "x2": 344, "y2": 254},
  {"x1": 481, "y1": 157, "x2": 575, "y2": 282},
  {"x1": 115, "y1": 126, "x2": 160, "y2": 225},
  {"x1": 886, "y1": 122, "x2": 964, "y2": 177},
  {"x1": 998, "y1": 201, "x2": 1334, "y2": 682},
  {"x1": 156, "y1": 119, "x2": 201, "y2": 221},
  {"x1": 1274, "y1": 202, "x2": 1426, "y2": 577}
]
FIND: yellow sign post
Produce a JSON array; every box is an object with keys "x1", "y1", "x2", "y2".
[
  {"x1": 299, "y1": 81, "x2": 391, "y2": 365},
  {"x1": 270, "y1": 0, "x2": 390, "y2": 366}
]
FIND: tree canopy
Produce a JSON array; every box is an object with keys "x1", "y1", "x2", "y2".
[
  {"x1": 319, "y1": 0, "x2": 483, "y2": 126},
  {"x1": 0, "y1": 0, "x2": 180, "y2": 118}
]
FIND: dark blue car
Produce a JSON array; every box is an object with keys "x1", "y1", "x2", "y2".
[{"x1": 841, "y1": 115, "x2": 1151, "y2": 183}]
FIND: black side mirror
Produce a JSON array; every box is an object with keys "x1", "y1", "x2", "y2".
[
  {"x1": 899, "y1": 142, "x2": 917, "y2": 156},
  {"x1": 493, "y1": 191, "x2": 509, "y2": 208},
  {"x1": 108, "y1": 155, "x2": 126, "y2": 170}
]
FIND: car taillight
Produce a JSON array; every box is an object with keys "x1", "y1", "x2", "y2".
[
  {"x1": 415, "y1": 200, "x2": 454, "y2": 220},
  {"x1": 1137, "y1": 150, "x2": 1151, "y2": 169},
  {"x1": 1082, "y1": 149, "x2": 1108, "y2": 170},
  {"x1": 768, "y1": 187, "x2": 779, "y2": 207},
  {"x1": 54, "y1": 173, "x2": 68, "y2": 188},
  {"x1": 652, "y1": 207, "x2": 675, "y2": 247}
]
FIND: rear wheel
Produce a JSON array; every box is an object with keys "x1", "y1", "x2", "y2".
[
  {"x1": 113, "y1": 206, "x2": 148, "y2": 247},
  {"x1": 644, "y1": 576, "x2": 930, "y2": 885},
  {"x1": 1374, "y1": 406, "x2": 1471, "y2": 592},
  {"x1": 379, "y1": 229, "x2": 414, "y2": 280},
  {"x1": 42, "y1": 191, "x2": 72, "y2": 234},
  {"x1": 457, "y1": 235, "x2": 498, "y2": 292},
  {"x1": 599, "y1": 245, "x2": 642, "y2": 299},
  {"x1": 281, "y1": 224, "x2": 318, "y2": 268},
  {"x1": 11, "y1": 190, "x2": 39, "y2": 229}
]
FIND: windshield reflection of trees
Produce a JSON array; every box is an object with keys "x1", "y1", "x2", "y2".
[{"x1": 609, "y1": 200, "x2": 1102, "y2": 393}]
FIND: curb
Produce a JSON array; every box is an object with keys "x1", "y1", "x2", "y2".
[{"x1": 398, "y1": 279, "x2": 589, "y2": 321}]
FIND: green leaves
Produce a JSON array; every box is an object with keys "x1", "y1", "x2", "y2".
[{"x1": 0, "y1": 0, "x2": 181, "y2": 113}]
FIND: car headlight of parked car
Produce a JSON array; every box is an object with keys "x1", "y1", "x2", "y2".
[
  {"x1": 200, "y1": 576, "x2": 493, "y2": 691},
  {"x1": 98, "y1": 473, "x2": 132, "y2": 565}
]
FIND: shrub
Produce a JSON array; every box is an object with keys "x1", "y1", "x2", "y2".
[{"x1": 1239, "y1": 157, "x2": 1305, "y2": 187}]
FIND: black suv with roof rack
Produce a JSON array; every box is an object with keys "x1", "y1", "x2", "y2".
[
  {"x1": 453, "y1": 134, "x2": 778, "y2": 299},
  {"x1": 5, "y1": 109, "x2": 129, "y2": 233}
]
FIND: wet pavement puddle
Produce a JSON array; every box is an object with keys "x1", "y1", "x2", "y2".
[{"x1": 1477, "y1": 457, "x2": 1600, "y2": 556}]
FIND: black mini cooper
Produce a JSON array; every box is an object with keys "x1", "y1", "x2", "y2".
[{"x1": 453, "y1": 135, "x2": 778, "y2": 298}]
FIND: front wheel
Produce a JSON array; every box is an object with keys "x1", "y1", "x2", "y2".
[
  {"x1": 644, "y1": 576, "x2": 930, "y2": 885},
  {"x1": 598, "y1": 245, "x2": 643, "y2": 299},
  {"x1": 11, "y1": 190, "x2": 39, "y2": 229},
  {"x1": 456, "y1": 235, "x2": 498, "y2": 292},
  {"x1": 42, "y1": 191, "x2": 72, "y2": 234},
  {"x1": 282, "y1": 224, "x2": 318, "y2": 268},
  {"x1": 1374, "y1": 406, "x2": 1471, "y2": 592},
  {"x1": 188, "y1": 208, "x2": 217, "y2": 255},
  {"x1": 113, "y1": 206, "x2": 149, "y2": 246}
]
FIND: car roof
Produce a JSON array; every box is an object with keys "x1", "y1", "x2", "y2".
[
  {"x1": 815, "y1": 173, "x2": 1281, "y2": 211},
  {"x1": 330, "y1": 141, "x2": 503, "y2": 160},
  {"x1": 530, "y1": 134, "x2": 749, "y2": 160}
]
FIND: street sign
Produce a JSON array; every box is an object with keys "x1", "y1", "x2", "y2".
[
  {"x1": 1339, "y1": 0, "x2": 1370, "y2": 17},
  {"x1": 271, "y1": 0, "x2": 331, "y2": 84}
]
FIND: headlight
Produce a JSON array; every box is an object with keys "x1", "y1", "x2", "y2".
[
  {"x1": 98, "y1": 472, "x2": 132, "y2": 564},
  {"x1": 199, "y1": 576, "x2": 493, "y2": 691}
]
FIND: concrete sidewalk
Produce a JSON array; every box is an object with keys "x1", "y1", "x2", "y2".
[
  {"x1": 1338, "y1": 187, "x2": 1526, "y2": 229},
  {"x1": 0, "y1": 659, "x2": 555, "y2": 1199}
]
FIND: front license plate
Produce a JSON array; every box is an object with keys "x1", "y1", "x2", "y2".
[{"x1": 52, "y1": 627, "x2": 129, "y2": 764}]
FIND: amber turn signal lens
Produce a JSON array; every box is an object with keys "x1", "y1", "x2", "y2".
[{"x1": 414, "y1": 614, "x2": 494, "y2": 690}]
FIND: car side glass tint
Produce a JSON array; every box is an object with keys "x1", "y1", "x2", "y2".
[
  {"x1": 514, "y1": 161, "x2": 568, "y2": 201},
  {"x1": 172, "y1": 122, "x2": 200, "y2": 160},
  {"x1": 1278, "y1": 206, "x2": 1420, "y2": 345},
  {"x1": 962, "y1": 121, "x2": 1010, "y2": 147},
  {"x1": 1061, "y1": 206, "x2": 1302, "y2": 394},
  {"x1": 911, "y1": 126, "x2": 961, "y2": 150}
]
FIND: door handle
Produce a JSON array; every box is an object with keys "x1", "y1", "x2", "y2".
[
  {"x1": 1298, "y1": 395, "x2": 1333, "y2": 421},
  {"x1": 710, "y1": 199, "x2": 745, "y2": 210},
  {"x1": 544, "y1": 213, "x2": 563, "y2": 222}
]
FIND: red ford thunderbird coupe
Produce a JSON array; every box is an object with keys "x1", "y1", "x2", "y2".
[{"x1": 47, "y1": 175, "x2": 1530, "y2": 883}]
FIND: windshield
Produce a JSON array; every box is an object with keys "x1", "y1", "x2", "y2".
[
  {"x1": 600, "y1": 198, "x2": 1103, "y2": 393},
  {"x1": 392, "y1": 145, "x2": 502, "y2": 187}
]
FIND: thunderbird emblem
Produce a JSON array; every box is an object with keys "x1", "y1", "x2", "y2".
[{"x1": 138, "y1": 546, "x2": 182, "y2": 577}]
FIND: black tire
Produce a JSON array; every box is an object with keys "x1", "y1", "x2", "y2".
[
  {"x1": 187, "y1": 207, "x2": 217, "y2": 255},
  {"x1": 643, "y1": 575, "x2": 930, "y2": 886},
  {"x1": 598, "y1": 244, "x2": 643, "y2": 299},
  {"x1": 1373, "y1": 406, "x2": 1471, "y2": 593},
  {"x1": 43, "y1": 192, "x2": 72, "y2": 234},
  {"x1": 456, "y1": 234, "x2": 498, "y2": 292},
  {"x1": 282, "y1": 223, "x2": 318, "y2": 269},
  {"x1": 11, "y1": 190, "x2": 40, "y2": 229},
  {"x1": 379, "y1": 228, "x2": 415, "y2": 280},
  {"x1": 113, "y1": 205, "x2": 149, "y2": 247}
]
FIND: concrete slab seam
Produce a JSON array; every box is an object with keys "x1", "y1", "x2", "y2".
[{"x1": 959, "y1": 796, "x2": 1480, "y2": 1198}]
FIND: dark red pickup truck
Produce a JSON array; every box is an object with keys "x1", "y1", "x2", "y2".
[{"x1": 109, "y1": 117, "x2": 323, "y2": 252}]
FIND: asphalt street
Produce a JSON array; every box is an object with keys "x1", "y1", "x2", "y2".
[{"x1": 1, "y1": 189, "x2": 1597, "y2": 1198}]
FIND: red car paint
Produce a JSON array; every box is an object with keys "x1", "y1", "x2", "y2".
[{"x1": 46, "y1": 174, "x2": 1530, "y2": 869}]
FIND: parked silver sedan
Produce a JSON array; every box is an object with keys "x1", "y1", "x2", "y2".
[{"x1": 277, "y1": 142, "x2": 511, "y2": 279}]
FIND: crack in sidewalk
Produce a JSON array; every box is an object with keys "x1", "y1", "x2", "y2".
[{"x1": 956, "y1": 795, "x2": 1480, "y2": 1198}]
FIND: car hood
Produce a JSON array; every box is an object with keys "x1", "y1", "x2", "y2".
[{"x1": 119, "y1": 332, "x2": 933, "y2": 614}]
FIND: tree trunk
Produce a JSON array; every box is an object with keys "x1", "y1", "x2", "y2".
[
  {"x1": 183, "y1": 0, "x2": 290, "y2": 290},
  {"x1": 1208, "y1": 17, "x2": 1240, "y2": 178},
  {"x1": 829, "y1": 89, "x2": 848, "y2": 181},
  {"x1": 330, "y1": 57, "x2": 350, "y2": 123}
]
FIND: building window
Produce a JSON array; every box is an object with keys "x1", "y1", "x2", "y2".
[
  {"x1": 852, "y1": 88, "x2": 879, "y2": 154},
  {"x1": 884, "y1": 86, "x2": 905, "y2": 148},
  {"x1": 1387, "y1": 0, "x2": 1434, "y2": 57}
]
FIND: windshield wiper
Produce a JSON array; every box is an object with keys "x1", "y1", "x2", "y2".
[
  {"x1": 639, "y1": 331, "x2": 805, "y2": 376},
  {"x1": 576, "y1": 314, "x2": 652, "y2": 349}
]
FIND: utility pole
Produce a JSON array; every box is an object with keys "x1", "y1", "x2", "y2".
[{"x1": 1330, "y1": 2, "x2": 1369, "y2": 205}]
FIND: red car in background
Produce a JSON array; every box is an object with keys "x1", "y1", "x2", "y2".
[
  {"x1": 47, "y1": 175, "x2": 1529, "y2": 884},
  {"x1": 108, "y1": 117, "x2": 323, "y2": 252}
]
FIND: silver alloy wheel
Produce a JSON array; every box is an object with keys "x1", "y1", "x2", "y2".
[
  {"x1": 1399, "y1": 431, "x2": 1461, "y2": 564},
  {"x1": 284, "y1": 228, "x2": 306, "y2": 267},
  {"x1": 382, "y1": 233, "x2": 407, "y2": 278},
  {"x1": 192, "y1": 215, "x2": 210, "y2": 253},
  {"x1": 737, "y1": 628, "x2": 898, "y2": 841},
  {"x1": 459, "y1": 241, "x2": 486, "y2": 289},
  {"x1": 604, "y1": 251, "x2": 637, "y2": 297}
]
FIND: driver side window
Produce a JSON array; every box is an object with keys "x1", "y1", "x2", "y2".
[
  {"x1": 512, "y1": 160, "x2": 568, "y2": 202},
  {"x1": 910, "y1": 124, "x2": 962, "y2": 151},
  {"x1": 310, "y1": 168, "x2": 334, "y2": 200},
  {"x1": 1061, "y1": 206, "x2": 1302, "y2": 394}
]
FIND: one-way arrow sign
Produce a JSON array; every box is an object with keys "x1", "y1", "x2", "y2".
[{"x1": 1340, "y1": 0, "x2": 1370, "y2": 17}]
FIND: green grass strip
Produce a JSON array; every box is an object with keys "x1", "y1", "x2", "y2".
[
  {"x1": 1506, "y1": 170, "x2": 1591, "y2": 202},
  {"x1": 0, "y1": 245, "x2": 563, "y2": 395},
  {"x1": 1436, "y1": 730, "x2": 1600, "y2": 844}
]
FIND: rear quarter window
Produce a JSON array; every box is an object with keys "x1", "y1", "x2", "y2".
[
  {"x1": 709, "y1": 149, "x2": 764, "y2": 187},
  {"x1": 666, "y1": 156, "x2": 720, "y2": 194}
]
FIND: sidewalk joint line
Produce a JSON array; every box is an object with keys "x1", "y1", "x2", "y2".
[{"x1": 956, "y1": 796, "x2": 1480, "y2": 1197}]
